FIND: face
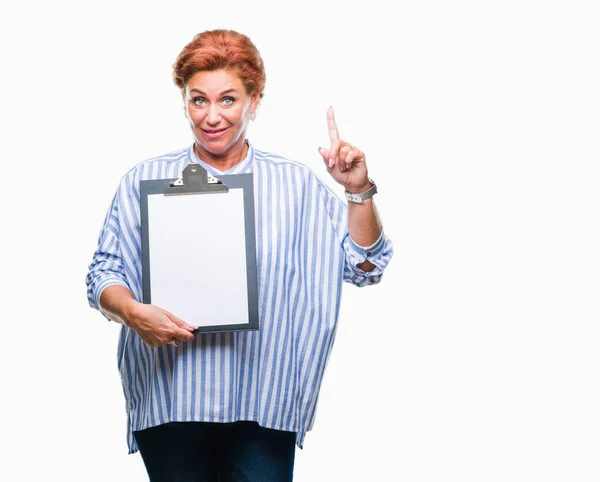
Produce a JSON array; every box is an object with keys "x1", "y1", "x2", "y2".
[{"x1": 183, "y1": 69, "x2": 259, "y2": 158}]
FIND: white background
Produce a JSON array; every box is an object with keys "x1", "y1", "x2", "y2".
[{"x1": 1, "y1": 1, "x2": 599, "y2": 480}]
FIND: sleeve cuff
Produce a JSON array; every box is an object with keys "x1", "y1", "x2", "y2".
[
  {"x1": 93, "y1": 277, "x2": 131, "y2": 321},
  {"x1": 345, "y1": 231, "x2": 386, "y2": 259},
  {"x1": 343, "y1": 231, "x2": 387, "y2": 276}
]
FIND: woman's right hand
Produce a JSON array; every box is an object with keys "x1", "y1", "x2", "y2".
[{"x1": 125, "y1": 300, "x2": 197, "y2": 347}]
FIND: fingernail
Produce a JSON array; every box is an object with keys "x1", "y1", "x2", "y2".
[
  {"x1": 191, "y1": 324, "x2": 199, "y2": 329},
  {"x1": 329, "y1": 158, "x2": 333, "y2": 168}
]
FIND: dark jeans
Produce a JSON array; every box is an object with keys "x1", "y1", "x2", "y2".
[{"x1": 133, "y1": 421, "x2": 296, "y2": 482}]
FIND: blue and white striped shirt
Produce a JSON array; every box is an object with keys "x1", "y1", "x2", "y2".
[{"x1": 86, "y1": 141, "x2": 393, "y2": 454}]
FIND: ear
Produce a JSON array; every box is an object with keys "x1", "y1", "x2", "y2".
[
  {"x1": 249, "y1": 91, "x2": 261, "y2": 115},
  {"x1": 182, "y1": 90, "x2": 189, "y2": 118}
]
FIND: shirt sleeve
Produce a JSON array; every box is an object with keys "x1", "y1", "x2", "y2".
[
  {"x1": 85, "y1": 184, "x2": 131, "y2": 317},
  {"x1": 315, "y1": 174, "x2": 394, "y2": 287},
  {"x1": 341, "y1": 230, "x2": 393, "y2": 287}
]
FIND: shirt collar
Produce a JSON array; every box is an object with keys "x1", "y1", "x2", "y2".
[{"x1": 187, "y1": 140, "x2": 254, "y2": 176}]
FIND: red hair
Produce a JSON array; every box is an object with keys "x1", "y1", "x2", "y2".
[{"x1": 173, "y1": 29, "x2": 266, "y2": 98}]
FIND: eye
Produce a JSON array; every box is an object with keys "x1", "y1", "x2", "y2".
[
  {"x1": 192, "y1": 97, "x2": 206, "y2": 107},
  {"x1": 222, "y1": 96, "x2": 235, "y2": 106}
]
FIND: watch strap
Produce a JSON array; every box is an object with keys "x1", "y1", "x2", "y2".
[{"x1": 345, "y1": 179, "x2": 377, "y2": 204}]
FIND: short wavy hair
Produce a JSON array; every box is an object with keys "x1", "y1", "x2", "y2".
[{"x1": 173, "y1": 29, "x2": 266, "y2": 98}]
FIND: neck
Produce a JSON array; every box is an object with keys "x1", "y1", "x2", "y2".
[{"x1": 194, "y1": 140, "x2": 248, "y2": 171}]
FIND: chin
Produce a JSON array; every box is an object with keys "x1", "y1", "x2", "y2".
[{"x1": 199, "y1": 140, "x2": 231, "y2": 155}]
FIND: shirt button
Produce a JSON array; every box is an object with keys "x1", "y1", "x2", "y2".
[{"x1": 366, "y1": 251, "x2": 371, "y2": 257}]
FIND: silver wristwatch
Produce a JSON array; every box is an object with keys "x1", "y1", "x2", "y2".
[{"x1": 345, "y1": 179, "x2": 377, "y2": 204}]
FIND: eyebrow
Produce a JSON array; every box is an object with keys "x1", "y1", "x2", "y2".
[{"x1": 189, "y1": 88, "x2": 238, "y2": 96}]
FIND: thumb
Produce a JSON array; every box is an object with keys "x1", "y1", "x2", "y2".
[{"x1": 318, "y1": 147, "x2": 329, "y2": 164}]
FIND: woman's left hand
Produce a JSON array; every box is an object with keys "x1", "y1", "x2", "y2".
[{"x1": 318, "y1": 107, "x2": 373, "y2": 194}]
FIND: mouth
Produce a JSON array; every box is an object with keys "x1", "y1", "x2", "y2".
[{"x1": 201, "y1": 127, "x2": 229, "y2": 139}]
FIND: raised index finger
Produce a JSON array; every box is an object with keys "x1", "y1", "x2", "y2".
[{"x1": 327, "y1": 106, "x2": 339, "y2": 143}]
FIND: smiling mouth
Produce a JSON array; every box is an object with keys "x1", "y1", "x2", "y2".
[{"x1": 202, "y1": 127, "x2": 228, "y2": 139}]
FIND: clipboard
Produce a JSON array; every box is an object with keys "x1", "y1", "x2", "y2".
[{"x1": 140, "y1": 163, "x2": 259, "y2": 334}]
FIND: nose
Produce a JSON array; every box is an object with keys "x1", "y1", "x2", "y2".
[{"x1": 206, "y1": 104, "x2": 222, "y2": 126}]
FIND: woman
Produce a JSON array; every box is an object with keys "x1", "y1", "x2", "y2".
[{"x1": 86, "y1": 29, "x2": 393, "y2": 481}]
